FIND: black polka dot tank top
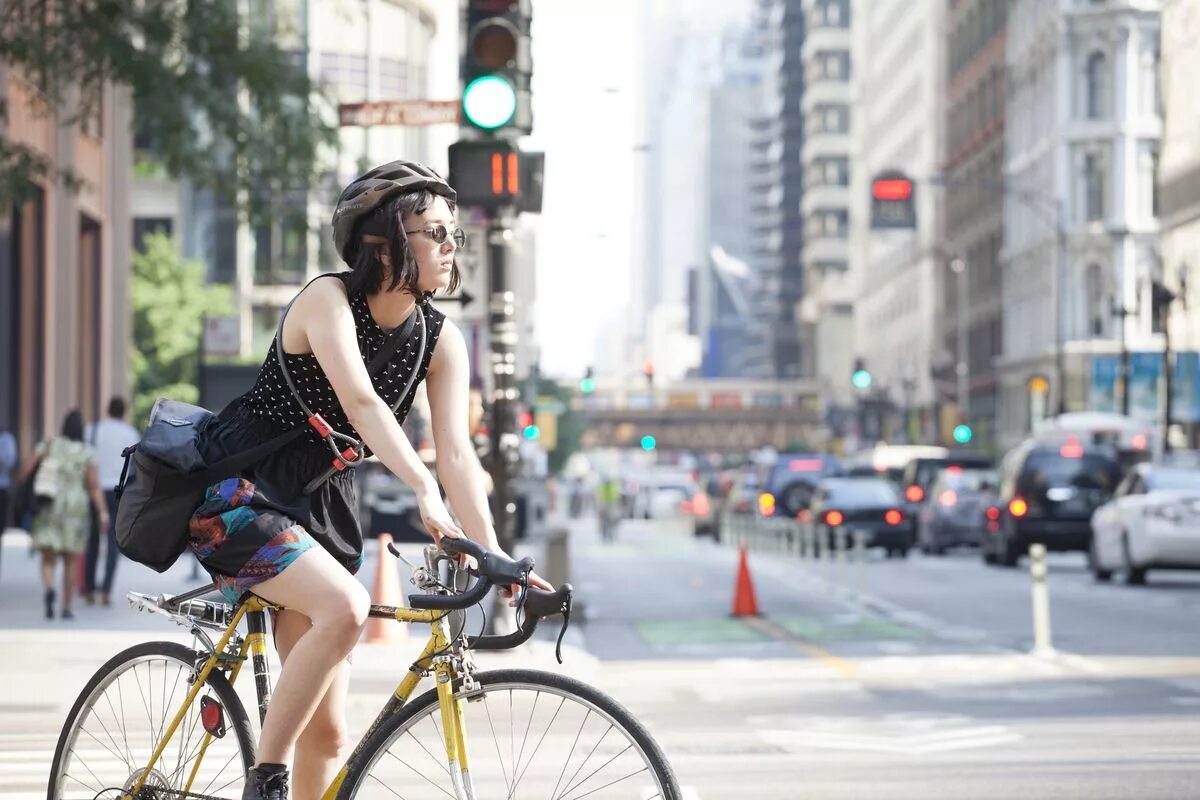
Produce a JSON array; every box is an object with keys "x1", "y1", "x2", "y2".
[{"x1": 240, "y1": 272, "x2": 446, "y2": 452}]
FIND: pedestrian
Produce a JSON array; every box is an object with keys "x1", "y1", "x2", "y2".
[
  {"x1": 597, "y1": 474, "x2": 621, "y2": 543},
  {"x1": 0, "y1": 427, "x2": 16, "y2": 570},
  {"x1": 21, "y1": 409, "x2": 109, "y2": 620},
  {"x1": 180, "y1": 161, "x2": 551, "y2": 800},
  {"x1": 82, "y1": 396, "x2": 140, "y2": 606}
]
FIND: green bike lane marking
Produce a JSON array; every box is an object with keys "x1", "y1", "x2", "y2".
[{"x1": 634, "y1": 613, "x2": 927, "y2": 647}]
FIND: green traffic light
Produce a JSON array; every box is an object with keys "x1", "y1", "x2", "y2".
[
  {"x1": 953, "y1": 424, "x2": 973, "y2": 444},
  {"x1": 580, "y1": 377, "x2": 595, "y2": 394},
  {"x1": 522, "y1": 424, "x2": 540, "y2": 440},
  {"x1": 640, "y1": 435, "x2": 656, "y2": 451},
  {"x1": 852, "y1": 369, "x2": 872, "y2": 390},
  {"x1": 463, "y1": 75, "x2": 517, "y2": 130}
]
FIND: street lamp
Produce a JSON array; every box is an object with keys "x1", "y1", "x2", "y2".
[{"x1": 950, "y1": 256, "x2": 968, "y2": 420}]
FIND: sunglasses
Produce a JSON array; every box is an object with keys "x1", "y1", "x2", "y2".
[{"x1": 404, "y1": 223, "x2": 466, "y2": 249}]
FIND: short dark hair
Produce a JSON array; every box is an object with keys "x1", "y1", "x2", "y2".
[
  {"x1": 345, "y1": 189, "x2": 461, "y2": 298},
  {"x1": 61, "y1": 409, "x2": 84, "y2": 442},
  {"x1": 107, "y1": 396, "x2": 127, "y2": 418}
]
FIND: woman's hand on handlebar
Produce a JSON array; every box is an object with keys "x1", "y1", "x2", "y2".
[
  {"x1": 417, "y1": 490, "x2": 465, "y2": 546},
  {"x1": 501, "y1": 569, "x2": 554, "y2": 607}
]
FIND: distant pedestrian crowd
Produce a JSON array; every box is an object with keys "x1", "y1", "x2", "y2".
[{"x1": 0, "y1": 396, "x2": 140, "y2": 620}]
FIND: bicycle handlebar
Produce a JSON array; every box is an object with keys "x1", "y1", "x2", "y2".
[{"x1": 396, "y1": 537, "x2": 574, "y2": 662}]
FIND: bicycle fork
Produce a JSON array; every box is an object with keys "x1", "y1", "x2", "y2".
[{"x1": 435, "y1": 659, "x2": 478, "y2": 800}]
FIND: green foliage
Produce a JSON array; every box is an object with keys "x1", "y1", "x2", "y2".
[
  {"x1": 130, "y1": 233, "x2": 233, "y2": 426},
  {"x1": 0, "y1": 0, "x2": 336, "y2": 224}
]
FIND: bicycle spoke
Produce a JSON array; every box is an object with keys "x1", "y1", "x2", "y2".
[
  {"x1": 378, "y1": 747, "x2": 456, "y2": 799},
  {"x1": 482, "y1": 696, "x2": 514, "y2": 795},
  {"x1": 365, "y1": 770, "x2": 413, "y2": 799},
  {"x1": 508, "y1": 695, "x2": 566, "y2": 798},
  {"x1": 551, "y1": 709, "x2": 592, "y2": 800},
  {"x1": 100, "y1": 683, "x2": 135, "y2": 767},
  {"x1": 513, "y1": 690, "x2": 541, "y2": 782},
  {"x1": 561, "y1": 743, "x2": 633, "y2": 800},
  {"x1": 561, "y1": 765, "x2": 651, "y2": 800},
  {"x1": 402, "y1": 725, "x2": 452, "y2": 777}
]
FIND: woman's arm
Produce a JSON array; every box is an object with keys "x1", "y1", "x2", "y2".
[
  {"x1": 86, "y1": 463, "x2": 109, "y2": 528},
  {"x1": 425, "y1": 319, "x2": 499, "y2": 550},
  {"x1": 293, "y1": 278, "x2": 462, "y2": 540},
  {"x1": 426, "y1": 320, "x2": 552, "y2": 597}
]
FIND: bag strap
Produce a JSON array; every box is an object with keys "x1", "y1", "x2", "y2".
[{"x1": 271, "y1": 274, "x2": 431, "y2": 494}]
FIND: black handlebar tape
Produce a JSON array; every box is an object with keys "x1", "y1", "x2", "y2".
[
  {"x1": 466, "y1": 584, "x2": 573, "y2": 651},
  {"x1": 407, "y1": 574, "x2": 492, "y2": 610},
  {"x1": 441, "y1": 537, "x2": 535, "y2": 585}
]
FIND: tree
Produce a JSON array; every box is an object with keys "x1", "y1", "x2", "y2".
[
  {"x1": 131, "y1": 233, "x2": 233, "y2": 426},
  {"x1": 0, "y1": 0, "x2": 336, "y2": 222}
]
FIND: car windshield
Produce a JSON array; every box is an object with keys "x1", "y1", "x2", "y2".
[
  {"x1": 1148, "y1": 468, "x2": 1200, "y2": 491},
  {"x1": 823, "y1": 480, "x2": 900, "y2": 506},
  {"x1": 1019, "y1": 451, "x2": 1120, "y2": 493},
  {"x1": 939, "y1": 469, "x2": 998, "y2": 492}
]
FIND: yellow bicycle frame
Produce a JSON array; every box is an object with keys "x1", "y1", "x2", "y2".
[{"x1": 123, "y1": 598, "x2": 474, "y2": 800}]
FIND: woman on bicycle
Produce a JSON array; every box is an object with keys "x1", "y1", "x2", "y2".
[{"x1": 185, "y1": 160, "x2": 550, "y2": 800}]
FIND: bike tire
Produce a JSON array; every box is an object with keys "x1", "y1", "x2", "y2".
[
  {"x1": 47, "y1": 640, "x2": 255, "y2": 800},
  {"x1": 338, "y1": 667, "x2": 681, "y2": 800}
]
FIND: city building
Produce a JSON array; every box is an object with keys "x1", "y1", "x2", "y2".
[
  {"x1": 849, "y1": 0, "x2": 945, "y2": 443},
  {"x1": 798, "y1": 0, "x2": 854, "y2": 406},
  {"x1": 0, "y1": 68, "x2": 134, "y2": 452},
  {"x1": 131, "y1": 0, "x2": 443, "y2": 359},
  {"x1": 939, "y1": 0, "x2": 1008, "y2": 452},
  {"x1": 1158, "y1": 0, "x2": 1200, "y2": 447},
  {"x1": 999, "y1": 0, "x2": 1162, "y2": 450}
]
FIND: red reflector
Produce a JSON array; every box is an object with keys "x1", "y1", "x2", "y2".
[
  {"x1": 825, "y1": 510, "x2": 845, "y2": 526},
  {"x1": 905, "y1": 485, "x2": 925, "y2": 503},
  {"x1": 885, "y1": 509, "x2": 902, "y2": 525},
  {"x1": 789, "y1": 459, "x2": 824, "y2": 472},
  {"x1": 986, "y1": 506, "x2": 1001, "y2": 521},
  {"x1": 1010, "y1": 498, "x2": 1028, "y2": 517},
  {"x1": 200, "y1": 696, "x2": 226, "y2": 738},
  {"x1": 872, "y1": 178, "x2": 913, "y2": 201}
]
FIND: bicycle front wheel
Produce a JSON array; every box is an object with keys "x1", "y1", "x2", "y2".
[
  {"x1": 47, "y1": 641, "x2": 255, "y2": 800},
  {"x1": 340, "y1": 668, "x2": 680, "y2": 800}
]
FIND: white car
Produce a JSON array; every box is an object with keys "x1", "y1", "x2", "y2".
[{"x1": 1089, "y1": 464, "x2": 1200, "y2": 585}]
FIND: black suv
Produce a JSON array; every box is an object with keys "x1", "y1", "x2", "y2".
[
  {"x1": 983, "y1": 439, "x2": 1120, "y2": 567},
  {"x1": 762, "y1": 453, "x2": 843, "y2": 517}
]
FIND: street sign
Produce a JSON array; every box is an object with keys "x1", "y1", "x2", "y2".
[
  {"x1": 203, "y1": 316, "x2": 240, "y2": 357},
  {"x1": 338, "y1": 100, "x2": 460, "y2": 128},
  {"x1": 437, "y1": 288, "x2": 476, "y2": 308}
]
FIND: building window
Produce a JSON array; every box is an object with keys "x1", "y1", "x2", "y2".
[
  {"x1": 319, "y1": 52, "x2": 368, "y2": 99},
  {"x1": 133, "y1": 217, "x2": 173, "y2": 252},
  {"x1": 1083, "y1": 153, "x2": 1106, "y2": 222},
  {"x1": 1085, "y1": 51, "x2": 1108, "y2": 119},
  {"x1": 807, "y1": 104, "x2": 849, "y2": 135},
  {"x1": 1138, "y1": 142, "x2": 1159, "y2": 219},
  {"x1": 379, "y1": 57, "x2": 408, "y2": 99},
  {"x1": 809, "y1": 51, "x2": 850, "y2": 83},
  {"x1": 806, "y1": 209, "x2": 848, "y2": 239},
  {"x1": 1085, "y1": 263, "x2": 1106, "y2": 337}
]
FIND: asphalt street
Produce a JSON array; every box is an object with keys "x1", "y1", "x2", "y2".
[{"x1": 2, "y1": 515, "x2": 1199, "y2": 799}]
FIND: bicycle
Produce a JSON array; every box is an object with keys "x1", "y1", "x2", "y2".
[{"x1": 47, "y1": 537, "x2": 680, "y2": 799}]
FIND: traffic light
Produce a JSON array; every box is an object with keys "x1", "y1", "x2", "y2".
[
  {"x1": 642, "y1": 361, "x2": 655, "y2": 387},
  {"x1": 580, "y1": 366, "x2": 595, "y2": 395},
  {"x1": 640, "y1": 435, "x2": 657, "y2": 452},
  {"x1": 870, "y1": 170, "x2": 916, "y2": 229},
  {"x1": 461, "y1": 0, "x2": 532, "y2": 135},
  {"x1": 851, "y1": 358, "x2": 872, "y2": 390},
  {"x1": 953, "y1": 424, "x2": 973, "y2": 445}
]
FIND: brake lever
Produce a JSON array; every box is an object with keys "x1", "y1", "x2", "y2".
[{"x1": 554, "y1": 593, "x2": 572, "y2": 664}]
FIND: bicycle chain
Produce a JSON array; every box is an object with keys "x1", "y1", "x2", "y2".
[{"x1": 95, "y1": 787, "x2": 236, "y2": 800}]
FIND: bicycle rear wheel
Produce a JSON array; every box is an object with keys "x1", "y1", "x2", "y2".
[
  {"x1": 47, "y1": 641, "x2": 255, "y2": 800},
  {"x1": 339, "y1": 668, "x2": 680, "y2": 800}
]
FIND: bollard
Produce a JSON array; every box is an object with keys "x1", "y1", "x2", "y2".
[
  {"x1": 853, "y1": 529, "x2": 867, "y2": 611},
  {"x1": 816, "y1": 524, "x2": 829, "y2": 578},
  {"x1": 833, "y1": 526, "x2": 848, "y2": 589},
  {"x1": 1029, "y1": 543, "x2": 1054, "y2": 655}
]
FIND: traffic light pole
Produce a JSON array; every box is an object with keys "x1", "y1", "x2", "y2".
[{"x1": 487, "y1": 210, "x2": 517, "y2": 557}]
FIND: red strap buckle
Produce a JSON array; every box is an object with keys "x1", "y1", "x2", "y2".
[
  {"x1": 308, "y1": 414, "x2": 333, "y2": 438},
  {"x1": 332, "y1": 446, "x2": 361, "y2": 471}
]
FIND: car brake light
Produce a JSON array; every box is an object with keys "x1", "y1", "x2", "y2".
[
  {"x1": 885, "y1": 509, "x2": 902, "y2": 525},
  {"x1": 679, "y1": 499, "x2": 693, "y2": 514},
  {"x1": 758, "y1": 493, "x2": 776, "y2": 516},
  {"x1": 825, "y1": 510, "x2": 845, "y2": 526},
  {"x1": 938, "y1": 490, "x2": 958, "y2": 507},
  {"x1": 905, "y1": 485, "x2": 925, "y2": 503},
  {"x1": 1009, "y1": 498, "x2": 1028, "y2": 517},
  {"x1": 797, "y1": 509, "x2": 811, "y2": 522},
  {"x1": 986, "y1": 506, "x2": 1001, "y2": 521},
  {"x1": 1060, "y1": 435, "x2": 1083, "y2": 458},
  {"x1": 1132, "y1": 433, "x2": 1147, "y2": 450},
  {"x1": 692, "y1": 493, "x2": 710, "y2": 516},
  {"x1": 789, "y1": 458, "x2": 824, "y2": 472},
  {"x1": 946, "y1": 465, "x2": 963, "y2": 474}
]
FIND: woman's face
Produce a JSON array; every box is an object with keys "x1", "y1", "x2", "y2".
[{"x1": 402, "y1": 195, "x2": 459, "y2": 294}]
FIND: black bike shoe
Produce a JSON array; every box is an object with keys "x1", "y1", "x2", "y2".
[{"x1": 242, "y1": 763, "x2": 289, "y2": 800}]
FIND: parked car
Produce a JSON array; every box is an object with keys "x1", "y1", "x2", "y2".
[
  {"x1": 983, "y1": 438, "x2": 1121, "y2": 567},
  {"x1": 917, "y1": 467, "x2": 999, "y2": 554},
  {"x1": 627, "y1": 470, "x2": 708, "y2": 535},
  {"x1": 1089, "y1": 464, "x2": 1200, "y2": 584},
  {"x1": 900, "y1": 451, "x2": 994, "y2": 532},
  {"x1": 760, "y1": 453, "x2": 843, "y2": 518},
  {"x1": 809, "y1": 477, "x2": 914, "y2": 558}
]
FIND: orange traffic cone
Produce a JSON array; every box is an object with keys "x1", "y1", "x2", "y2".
[
  {"x1": 366, "y1": 533, "x2": 406, "y2": 644},
  {"x1": 731, "y1": 544, "x2": 760, "y2": 617}
]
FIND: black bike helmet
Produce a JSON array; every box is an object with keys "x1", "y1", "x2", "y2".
[{"x1": 332, "y1": 160, "x2": 456, "y2": 263}]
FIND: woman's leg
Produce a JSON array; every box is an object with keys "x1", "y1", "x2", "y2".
[
  {"x1": 245, "y1": 547, "x2": 369, "y2": 768},
  {"x1": 274, "y1": 609, "x2": 353, "y2": 799},
  {"x1": 39, "y1": 549, "x2": 55, "y2": 591},
  {"x1": 59, "y1": 552, "x2": 75, "y2": 614}
]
